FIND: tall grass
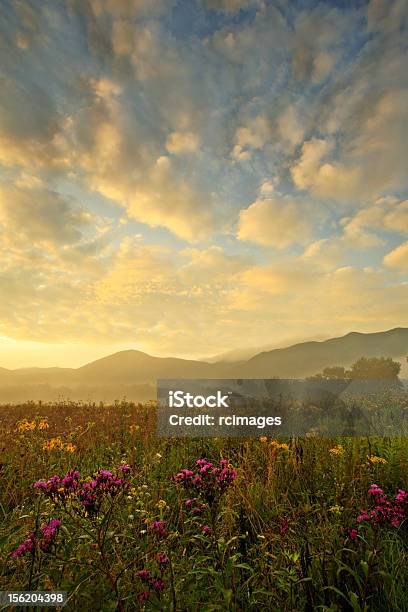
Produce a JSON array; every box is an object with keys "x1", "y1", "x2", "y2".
[{"x1": 0, "y1": 399, "x2": 407, "y2": 611}]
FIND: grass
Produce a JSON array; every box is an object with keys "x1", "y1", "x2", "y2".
[{"x1": 0, "y1": 398, "x2": 407, "y2": 611}]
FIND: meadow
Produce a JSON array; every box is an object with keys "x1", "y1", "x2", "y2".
[{"x1": 0, "y1": 397, "x2": 408, "y2": 611}]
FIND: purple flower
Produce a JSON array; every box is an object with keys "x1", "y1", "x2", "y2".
[
  {"x1": 349, "y1": 528, "x2": 358, "y2": 541},
  {"x1": 148, "y1": 521, "x2": 167, "y2": 538},
  {"x1": 119, "y1": 463, "x2": 131, "y2": 474},
  {"x1": 368, "y1": 484, "x2": 384, "y2": 497},
  {"x1": 150, "y1": 578, "x2": 165, "y2": 592},
  {"x1": 202, "y1": 525, "x2": 212, "y2": 536},
  {"x1": 12, "y1": 532, "x2": 35, "y2": 558},
  {"x1": 39, "y1": 518, "x2": 61, "y2": 552},
  {"x1": 136, "y1": 569, "x2": 151, "y2": 581},
  {"x1": 156, "y1": 552, "x2": 169, "y2": 566},
  {"x1": 138, "y1": 591, "x2": 151, "y2": 604}
]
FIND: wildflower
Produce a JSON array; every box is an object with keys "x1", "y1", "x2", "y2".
[
  {"x1": 12, "y1": 532, "x2": 35, "y2": 558},
  {"x1": 156, "y1": 552, "x2": 169, "y2": 566},
  {"x1": 396, "y1": 489, "x2": 408, "y2": 504},
  {"x1": 39, "y1": 519, "x2": 61, "y2": 552},
  {"x1": 43, "y1": 437, "x2": 75, "y2": 452},
  {"x1": 329, "y1": 445, "x2": 344, "y2": 456},
  {"x1": 151, "y1": 578, "x2": 165, "y2": 591},
  {"x1": 16, "y1": 419, "x2": 36, "y2": 433},
  {"x1": 38, "y1": 420, "x2": 49, "y2": 430},
  {"x1": 349, "y1": 528, "x2": 358, "y2": 540},
  {"x1": 279, "y1": 519, "x2": 289, "y2": 535},
  {"x1": 367, "y1": 455, "x2": 387, "y2": 464},
  {"x1": 202, "y1": 525, "x2": 212, "y2": 536},
  {"x1": 136, "y1": 569, "x2": 151, "y2": 581},
  {"x1": 119, "y1": 463, "x2": 131, "y2": 474},
  {"x1": 329, "y1": 505, "x2": 342, "y2": 514},
  {"x1": 156, "y1": 499, "x2": 167, "y2": 509},
  {"x1": 129, "y1": 424, "x2": 140, "y2": 434},
  {"x1": 368, "y1": 483, "x2": 384, "y2": 497},
  {"x1": 259, "y1": 436, "x2": 268, "y2": 443},
  {"x1": 148, "y1": 521, "x2": 167, "y2": 538},
  {"x1": 173, "y1": 458, "x2": 237, "y2": 505},
  {"x1": 270, "y1": 440, "x2": 290, "y2": 450},
  {"x1": 138, "y1": 591, "x2": 151, "y2": 604},
  {"x1": 352, "y1": 484, "x2": 408, "y2": 533}
]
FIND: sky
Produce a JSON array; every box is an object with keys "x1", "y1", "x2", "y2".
[{"x1": 0, "y1": 0, "x2": 407, "y2": 369}]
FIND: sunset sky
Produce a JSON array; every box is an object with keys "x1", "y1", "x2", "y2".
[{"x1": 0, "y1": 0, "x2": 407, "y2": 369}]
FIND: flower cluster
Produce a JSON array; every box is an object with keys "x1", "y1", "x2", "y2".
[
  {"x1": 329, "y1": 445, "x2": 344, "y2": 456},
  {"x1": 350, "y1": 483, "x2": 408, "y2": 539},
  {"x1": 148, "y1": 520, "x2": 167, "y2": 538},
  {"x1": 15, "y1": 418, "x2": 49, "y2": 432},
  {"x1": 12, "y1": 518, "x2": 61, "y2": 558},
  {"x1": 39, "y1": 519, "x2": 62, "y2": 552},
  {"x1": 367, "y1": 455, "x2": 388, "y2": 464},
  {"x1": 136, "y1": 552, "x2": 169, "y2": 603},
  {"x1": 12, "y1": 532, "x2": 35, "y2": 558},
  {"x1": 43, "y1": 437, "x2": 76, "y2": 453},
  {"x1": 185, "y1": 497, "x2": 207, "y2": 515},
  {"x1": 33, "y1": 465, "x2": 131, "y2": 515},
  {"x1": 173, "y1": 458, "x2": 237, "y2": 504}
]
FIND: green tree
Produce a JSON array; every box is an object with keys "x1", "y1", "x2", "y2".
[
  {"x1": 348, "y1": 357, "x2": 401, "y2": 379},
  {"x1": 321, "y1": 366, "x2": 347, "y2": 379}
]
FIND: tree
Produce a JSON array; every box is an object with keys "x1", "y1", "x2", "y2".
[
  {"x1": 348, "y1": 357, "x2": 401, "y2": 379},
  {"x1": 321, "y1": 366, "x2": 347, "y2": 379}
]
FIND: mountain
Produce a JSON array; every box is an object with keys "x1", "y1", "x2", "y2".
[
  {"x1": 0, "y1": 327, "x2": 406, "y2": 402},
  {"x1": 232, "y1": 327, "x2": 408, "y2": 378},
  {"x1": 75, "y1": 350, "x2": 227, "y2": 384}
]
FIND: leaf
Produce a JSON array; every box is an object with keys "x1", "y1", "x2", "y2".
[{"x1": 349, "y1": 591, "x2": 362, "y2": 612}]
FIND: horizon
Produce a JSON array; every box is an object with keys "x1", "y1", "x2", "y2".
[
  {"x1": 0, "y1": 326, "x2": 407, "y2": 371},
  {"x1": 1, "y1": 0, "x2": 407, "y2": 369}
]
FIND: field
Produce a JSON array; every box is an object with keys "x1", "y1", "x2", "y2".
[{"x1": 1, "y1": 398, "x2": 408, "y2": 611}]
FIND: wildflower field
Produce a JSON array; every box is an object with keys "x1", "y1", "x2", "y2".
[{"x1": 1, "y1": 397, "x2": 408, "y2": 611}]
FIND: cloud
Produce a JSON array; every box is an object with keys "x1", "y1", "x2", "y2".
[
  {"x1": 58, "y1": 79, "x2": 216, "y2": 241},
  {"x1": 166, "y1": 131, "x2": 200, "y2": 155},
  {"x1": 202, "y1": 0, "x2": 261, "y2": 14},
  {"x1": 342, "y1": 198, "x2": 408, "y2": 237},
  {"x1": 277, "y1": 105, "x2": 305, "y2": 147},
  {"x1": 367, "y1": 0, "x2": 408, "y2": 33},
  {"x1": 0, "y1": 74, "x2": 62, "y2": 169},
  {"x1": 0, "y1": 186, "x2": 93, "y2": 246},
  {"x1": 232, "y1": 115, "x2": 271, "y2": 160},
  {"x1": 384, "y1": 241, "x2": 408, "y2": 271},
  {"x1": 291, "y1": 138, "x2": 363, "y2": 200},
  {"x1": 180, "y1": 246, "x2": 251, "y2": 284},
  {"x1": 237, "y1": 197, "x2": 312, "y2": 248}
]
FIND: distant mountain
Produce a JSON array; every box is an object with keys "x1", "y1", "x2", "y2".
[
  {"x1": 0, "y1": 327, "x2": 406, "y2": 402},
  {"x1": 232, "y1": 327, "x2": 408, "y2": 378},
  {"x1": 75, "y1": 350, "x2": 227, "y2": 384}
]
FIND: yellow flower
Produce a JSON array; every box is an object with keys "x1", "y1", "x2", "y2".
[
  {"x1": 329, "y1": 445, "x2": 344, "y2": 456},
  {"x1": 43, "y1": 437, "x2": 75, "y2": 452},
  {"x1": 259, "y1": 436, "x2": 268, "y2": 443},
  {"x1": 38, "y1": 420, "x2": 49, "y2": 430},
  {"x1": 270, "y1": 440, "x2": 290, "y2": 450},
  {"x1": 329, "y1": 505, "x2": 342, "y2": 514},
  {"x1": 16, "y1": 419, "x2": 36, "y2": 432},
  {"x1": 367, "y1": 455, "x2": 387, "y2": 464},
  {"x1": 129, "y1": 424, "x2": 140, "y2": 434},
  {"x1": 156, "y1": 499, "x2": 167, "y2": 509}
]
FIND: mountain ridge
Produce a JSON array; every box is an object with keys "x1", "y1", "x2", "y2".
[{"x1": 0, "y1": 327, "x2": 406, "y2": 402}]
